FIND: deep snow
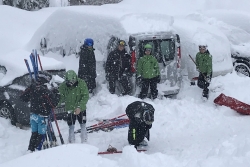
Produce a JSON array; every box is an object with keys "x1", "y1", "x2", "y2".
[{"x1": 1, "y1": 0, "x2": 250, "y2": 167}]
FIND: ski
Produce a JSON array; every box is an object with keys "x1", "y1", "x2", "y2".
[{"x1": 98, "y1": 149, "x2": 146, "y2": 154}]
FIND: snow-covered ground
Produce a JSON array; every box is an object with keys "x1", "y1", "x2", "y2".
[{"x1": 1, "y1": 0, "x2": 250, "y2": 166}]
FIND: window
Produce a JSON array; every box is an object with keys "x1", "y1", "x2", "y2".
[{"x1": 138, "y1": 39, "x2": 175, "y2": 63}]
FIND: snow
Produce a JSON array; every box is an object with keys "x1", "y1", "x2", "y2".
[
  {"x1": 0, "y1": 50, "x2": 65, "y2": 86},
  {"x1": 1, "y1": 0, "x2": 250, "y2": 167}
]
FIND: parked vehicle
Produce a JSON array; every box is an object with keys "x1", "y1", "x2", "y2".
[
  {"x1": 106, "y1": 32, "x2": 182, "y2": 98},
  {"x1": 0, "y1": 54, "x2": 66, "y2": 127},
  {"x1": 232, "y1": 51, "x2": 250, "y2": 77}
]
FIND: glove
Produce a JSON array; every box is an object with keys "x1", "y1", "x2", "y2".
[
  {"x1": 156, "y1": 75, "x2": 161, "y2": 83},
  {"x1": 74, "y1": 108, "x2": 81, "y2": 115}
]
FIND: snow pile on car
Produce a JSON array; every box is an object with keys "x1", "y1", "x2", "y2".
[{"x1": 27, "y1": 8, "x2": 174, "y2": 61}]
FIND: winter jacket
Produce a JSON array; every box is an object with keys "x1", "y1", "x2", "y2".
[
  {"x1": 78, "y1": 45, "x2": 96, "y2": 79},
  {"x1": 137, "y1": 55, "x2": 160, "y2": 79},
  {"x1": 58, "y1": 77, "x2": 89, "y2": 113},
  {"x1": 126, "y1": 101, "x2": 154, "y2": 146},
  {"x1": 195, "y1": 51, "x2": 213, "y2": 76},
  {"x1": 105, "y1": 49, "x2": 131, "y2": 79},
  {"x1": 20, "y1": 83, "x2": 59, "y2": 116}
]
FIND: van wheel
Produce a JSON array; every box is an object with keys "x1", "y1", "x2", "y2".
[
  {"x1": 235, "y1": 63, "x2": 250, "y2": 77},
  {"x1": 0, "y1": 101, "x2": 17, "y2": 126}
]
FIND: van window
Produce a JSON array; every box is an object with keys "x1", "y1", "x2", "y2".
[{"x1": 138, "y1": 39, "x2": 175, "y2": 63}]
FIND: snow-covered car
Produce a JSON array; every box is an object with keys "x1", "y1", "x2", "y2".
[
  {"x1": 185, "y1": 12, "x2": 250, "y2": 78},
  {"x1": 0, "y1": 50, "x2": 66, "y2": 127},
  {"x1": 231, "y1": 44, "x2": 250, "y2": 77}
]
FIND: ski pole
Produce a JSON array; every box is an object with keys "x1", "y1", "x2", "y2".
[
  {"x1": 188, "y1": 55, "x2": 210, "y2": 83},
  {"x1": 38, "y1": 54, "x2": 43, "y2": 71},
  {"x1": 51, "y1": 108, "x2": 64, "y2": 145},
  {"x1": 48, "y1": 114, "x2": 57, "y2": 146}
]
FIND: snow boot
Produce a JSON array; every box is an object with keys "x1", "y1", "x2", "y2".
[
  {"x1": 139, "y1": 140, "x2": 148, "y2": 146},
  {"x1": 80, "y1": 123, "x2": 88, "y2": 143},
  {"x1": 28, "y1": 132, "x2": 38, "y2": 152},
  {"x1": 68, "y1": 125, "x2": 75, "y2": 143},
  {"x1": 202, "y1": 88, "x2": 209, "y2": 100}
]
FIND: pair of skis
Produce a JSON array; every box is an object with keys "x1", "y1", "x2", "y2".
[
  {"x1": 24, "y1": 49, "x2": 64, "y2": 149},
  {"x1": 74, "y1": 114, "x2": 129, "y2": 134}
]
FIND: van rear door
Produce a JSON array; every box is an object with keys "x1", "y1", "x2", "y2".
[{"x1": 137, "y1": 36, "x2": 181, "y2": 97}]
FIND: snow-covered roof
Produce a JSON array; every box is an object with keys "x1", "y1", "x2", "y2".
[{"x1": 0, "y1": 49, "x2": 65, "y2": 86}]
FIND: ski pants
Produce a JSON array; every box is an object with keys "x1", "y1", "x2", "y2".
[
  {"x1": 108, "y1": 76, "x2": 132, "y2": 95},
  {"x1": 30, "y1": 113, "x2": 47, "y2": 135},
  {"x1": 79, "y1": 76, "x2": 96, "y2": 94},
  {"x1": 197, "y1": 73, "x2": 212, "y2": 96},
  {"x1": 139, "y1": 77, "x2": 158, "y2": 99},
  {"x1": 67, "y1": 110, "x2": 86, "y2": 126},
  {"x1": 128, "y1": 120, "x2": 151, "y2": 148},
  {"x1": 28, "y1": 113, "x2": 47, "y2": 151}
]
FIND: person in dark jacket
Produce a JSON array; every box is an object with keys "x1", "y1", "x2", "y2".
[
  {"x1": 126, "y1": 101, "x2": 154, "y2": 149},
  {"x1": 58, "y1": 70, "x2": 89, "y2": 143},
  {"x1": 195, "y1": 45, "x2": 212, "y2": 99},
  {"x1": 78, "y1": 38, "x2": 96, "y2": 95},
  {"x1": 137, "y1": 44, "x2": 160, "y2": 99},
  {"x1": 105, "y1": 40, "x2": 132, "y2": 95},
  {"x1": 20, "y1": 74, "x2": 59, "y2": 152}
]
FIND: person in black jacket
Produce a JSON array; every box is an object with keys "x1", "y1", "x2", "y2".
[
  {"x1": 126, "y1": 101, "x2": 155, "y2": 149},
  {"x1": 78, "y1": 38, "x2": 96, "y2": 95},
  {"x1": 20, "y1": 74, "x2": 59, "y2": 152},
  {"x1": 105, "y1": 40, "x2": 132, "y2": 95}
]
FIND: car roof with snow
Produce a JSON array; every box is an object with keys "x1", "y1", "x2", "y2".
[{"x1": 0, "y1": 49, "x2": 65, "y2": 86}]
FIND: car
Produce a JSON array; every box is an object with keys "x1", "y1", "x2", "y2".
[
  {"x1": 0, "y1": 50, "x2": 67, "y2": 127},
  {"x1": 232, "y1": 51, "x2": 250, "y2": 77}
]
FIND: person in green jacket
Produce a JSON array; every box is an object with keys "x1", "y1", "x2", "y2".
[
  {"x1": 137, "y1": 44, "x2": 160, "y2": 99},
  {"x1": 58, "y1": 70, "x2": 89, "y2": 143},
  {"x1": 195, "y1": 45, "x2": 213, "y2": 99}
]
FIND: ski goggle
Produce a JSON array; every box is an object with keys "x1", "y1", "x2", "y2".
[
  {"x1": 86, "y1": 42, "x2": 93, "y2": 46},
  {"x1": 145, "y1": 49, "x2": 152, "y2": 52},
  {"x1": 119, "y1": 41, "x2": 126, "y2": 46},
  {"x1": 199, "y1": 46, "x2": 207, "y2": 49}
]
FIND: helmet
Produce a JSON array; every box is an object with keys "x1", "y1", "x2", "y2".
[
  {"x1": 65, "y1": 70, "x2": 78, "y2": 87},
  {"x1": 144, "y1": 44, "x2": 152, "y2": 49},
  {"x1": 118, "y1": 40, "x2": 127, "y2": 46},
  {"x1": 84, "y1": 38, "x2": 94, "y2": 46},
  {"x1": 142, "y1": 110, "x2": 154, "y2": 125}
]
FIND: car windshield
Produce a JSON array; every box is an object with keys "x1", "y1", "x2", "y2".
[{"x1": 139, "y1": 39, "x2": 175, "y2": 63}]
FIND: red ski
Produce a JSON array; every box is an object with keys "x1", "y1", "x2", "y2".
[
  {"x1": 98, "y1": 145, "x2": 146, "y2": 154},
  {"x1": 98, "y1": 150, "x2": 146, "y2": 154}
]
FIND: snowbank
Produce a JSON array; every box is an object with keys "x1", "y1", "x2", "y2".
[{"x1": 0, "y1": 6, "x2": 56, "y2": 56}]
